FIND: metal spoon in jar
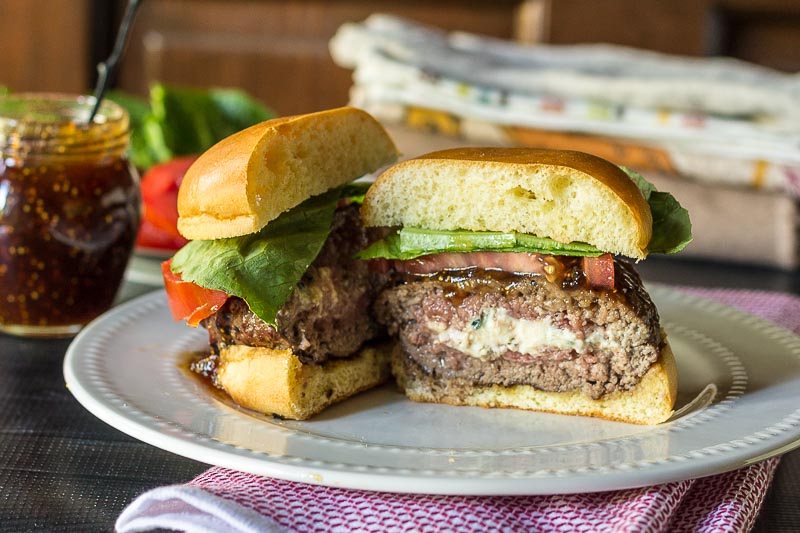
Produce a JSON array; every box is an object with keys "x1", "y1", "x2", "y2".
[{"x1": 86, "y1": 0, "x2": 143, "y2": 125}]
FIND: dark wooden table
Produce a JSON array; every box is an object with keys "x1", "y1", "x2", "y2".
[{"x1": 1, "y1": 257, "x2": 799, "y2": 532}]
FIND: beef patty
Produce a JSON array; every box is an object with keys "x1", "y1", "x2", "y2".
[
  {"x1": 374, "y1": 260, "x2": 662, "y2": 399},
  {"x1": 197, "y1": 204, "x2": 385, "y2": 367}
]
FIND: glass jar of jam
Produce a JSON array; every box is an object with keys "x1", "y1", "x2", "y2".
[{"x1": 0, "y1": 94, "x2": 141, "y2": 337}]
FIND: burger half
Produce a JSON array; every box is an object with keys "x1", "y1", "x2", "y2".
[
  {"x1": 161, "y1": 107, "x2": 399, "y2": 420},
  {"x1": 359, "y1": 148, "x2": 692, "y2": 424}
]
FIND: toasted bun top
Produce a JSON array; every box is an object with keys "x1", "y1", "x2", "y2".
[
  {"x1": 362, "y1": 147, "x2": 653, "y2": 259},
  {"x1": 177, "y1": 106, "x2": 398, "y2": 240}
]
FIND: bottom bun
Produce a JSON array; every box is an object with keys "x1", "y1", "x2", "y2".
[
  {"x1": 392, "y1": 338, "x2": 678, "y2": 425},
  {"x1": 215, "y1": 341, "x2": 394, "y2": 420}
]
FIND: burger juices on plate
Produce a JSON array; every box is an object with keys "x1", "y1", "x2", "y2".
[
  {"x1": 161, "y1": 107, "x2": 399, "y2": 420},
  {"x1": 359, "y1": 148, "x2": 692, "y2": 425}
]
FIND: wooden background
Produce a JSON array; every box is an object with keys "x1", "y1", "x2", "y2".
[{"x1": 1, "y1": 0, "x2": 799, "y2": 115}]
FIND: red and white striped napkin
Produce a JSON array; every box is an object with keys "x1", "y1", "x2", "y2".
[{"x1": 117, "y1": 288, "x2": 797, "y2": 533}]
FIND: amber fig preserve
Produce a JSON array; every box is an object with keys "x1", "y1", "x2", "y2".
[{"x1": 0, "y1": 94, "x2": 140, "y2": 337}]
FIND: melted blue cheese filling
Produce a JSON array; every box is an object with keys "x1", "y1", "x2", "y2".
[{"x1": 428, "y1": 308, "x2": 610, "y2": 360}]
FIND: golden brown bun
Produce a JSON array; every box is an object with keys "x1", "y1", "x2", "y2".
[
  {"x1": 362, "y1": 147, "x2": 653, "y2": 259},
  {"x1": 392, "y1": 338, "x2": 677, "y2": 425},
  {"x1": 178, "y1": 107, "x2": 399, "y2": 240},
  {"x1": 215, "y1": 342, "x2": 393, "y2": 420}
]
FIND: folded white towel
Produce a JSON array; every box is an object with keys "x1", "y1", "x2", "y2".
[
  {"x1": 330, "y1": 14, "x2": 800, "y2": 194},
  {"x1": 331, "y1": 14, "x2": 800, "y2": 131}
]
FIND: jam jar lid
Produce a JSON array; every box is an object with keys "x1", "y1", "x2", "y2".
[{"x1": 0, "y1": 93, "x2": 130, "y2": 161}]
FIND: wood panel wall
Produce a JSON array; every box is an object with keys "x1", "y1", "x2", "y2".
[
  {"x1": 116, "y1": 0, "x2": 522, "y2": 115},
  {"x1": 1, "y1": 0, "x2": 798, "y2": 112},
  {"x1": 0, "y1": 0, "x2": 92, "y2": 93}
]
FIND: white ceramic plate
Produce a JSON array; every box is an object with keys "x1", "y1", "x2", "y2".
[{"x1": 64, "y1": 286, "x2": 800, "y2": 495}]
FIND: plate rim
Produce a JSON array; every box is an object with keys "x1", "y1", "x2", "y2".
[{"x1": 63, "y1": 285, "x2": 800, "y2": 495}]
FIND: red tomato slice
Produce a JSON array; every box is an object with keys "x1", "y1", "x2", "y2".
[
  {"x1": 582, "y1": 254, "x2": 615, "y2": 290},
  {"x1": 137, "y1": 218, "x2": 188, "y2": 250},
  {"x1": 161, "y1": 259, "x2": 228, "y2": 327},
  {"x1": 378, "y1": 251, "x2": 616, "y2": 290},
  {"x1": 142, "y1": 199, "x2": 184, "y2": 240},
  {"x1": 141, "y1": 155, "x2": 198, "y2": 201},
  {"x1": 139, "y1": 156, "x2": 199, "y2": 242},
  {"x1": 389, "y1": 251, "x2": 549, "y2": 275}
]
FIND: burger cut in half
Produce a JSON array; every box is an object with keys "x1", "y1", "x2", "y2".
[
  {"x1": 359, "y1": 148, "x2": 692, "y2": 425},
  {"x1": 162, "y1": 107, "x2": 399, "y2": 420}
]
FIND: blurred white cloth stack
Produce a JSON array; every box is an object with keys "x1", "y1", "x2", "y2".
[{"x1": 330, "y1": 14, "x2": 800, "y2": 268}]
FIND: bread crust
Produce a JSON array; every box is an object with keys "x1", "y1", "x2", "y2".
[
  {"x1": 178, "y1": 106, "x2": 398, "y2": 240},
  {"x1": 215, "y1": 341, "x2": 394, "y2": 420},
  {"x1": 363, "y1": 147, "x2": 653, "y2": 259},
  {"x1": 392, "y1": 337, "x2": 678, "y2": 425}
]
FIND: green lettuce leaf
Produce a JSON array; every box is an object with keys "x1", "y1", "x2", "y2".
[
  {"x1": 171, "y1": 189, "x2": 340, "y2": 326},
  {"x1": 108, "y1": 84, "x2": 275, "y2": 170},
  {"x1": 622, "y1": 167, "x2": 692, "y2": 254},
  {"x1": 105, "y1": 91, "x2": 154, "y2": 169},
  {"x1": 400, "y1": 227, "x2": 516, "y2": 252},
  {"x1": 357, "y1": 228, "x2": 604, "y2": 260},
  {"x1": 338, "y1": 181, "x2": 372, "y2": 204},
  {"x1": 170, "y1": 184, "x2": 370, "y2": 326}
]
